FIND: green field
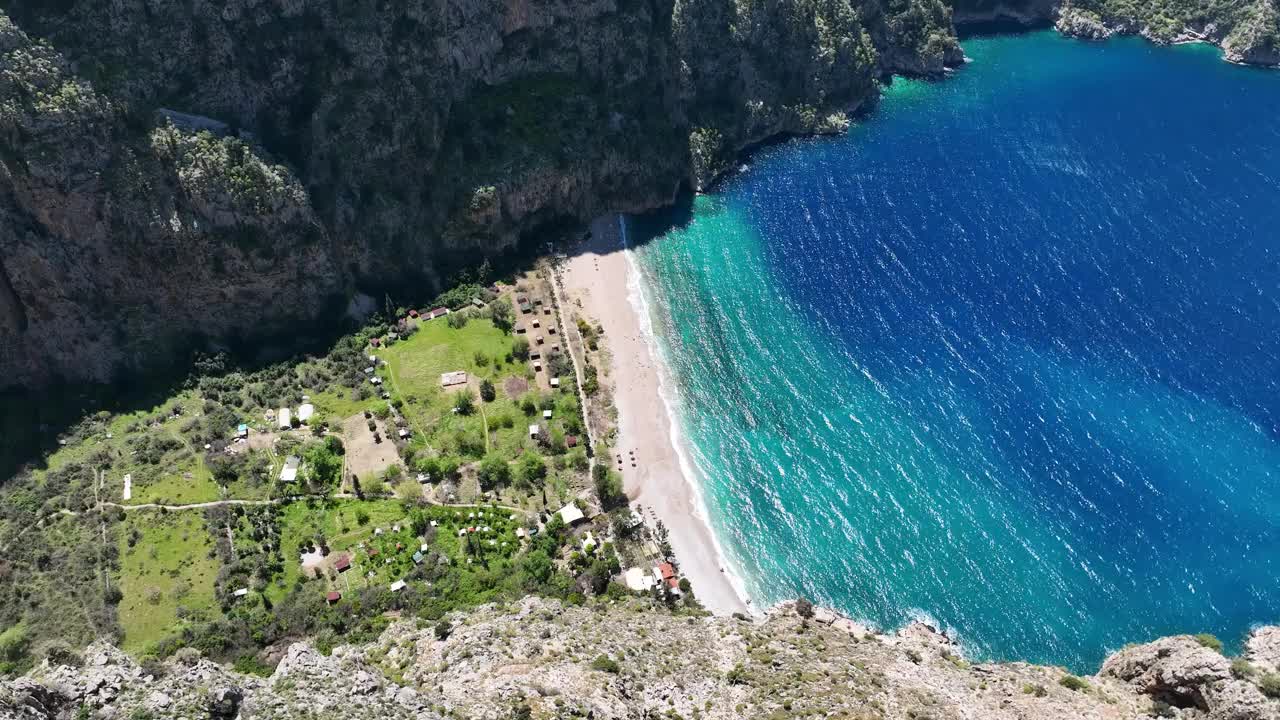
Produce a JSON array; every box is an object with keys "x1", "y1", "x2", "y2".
[
  {"x1": 269, "y1": 498, "x2": 522, "y2": 602},
  {"x1": 116, "y1": 511, "x2": 220, "y2": 654}
]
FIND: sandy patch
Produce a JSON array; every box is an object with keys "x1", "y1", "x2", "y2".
[{"x1": 342, "y1": 413, "x2": 404, "y2": 481}]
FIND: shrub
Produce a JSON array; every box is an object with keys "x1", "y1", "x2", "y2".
[
  {"x1": 1194, "y1": 633, "x2": 1224, "y2": 653},
  {"x1": 590, "y1": 655, "x2": 620, "y2": 674},
  {"x1": 1231, "y1": 658, "x2": 1256, "y2": 679},
  {"x1": 726, "y1": 663, "x2": 749, "y2": 685},
  {"x1": 434, "y1": 621, "x2": 452, "y2": 641},
  {"x1": 794, "y1": 597, "x2": 814, "y2": 619},
  {"x1": 454, "y1": 391, "x2": 475, "y2": 416},
  {"x1": 1022, "y1": 683, "x2": 1048, "y2": 697},
  {"x1": 512, "y1": 338, "x2": 531, "y2": 361},
  {"x1": 1058, "y1": 675, "x2": 1089, "y2": 692},
  {"x1": 479, "y1": 379, "x2": 496, "y2": 402},
  {"x1": 1259, "y1": 673, "x2": 1280, "y2": 699}
]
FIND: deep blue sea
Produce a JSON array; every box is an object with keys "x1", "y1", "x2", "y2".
[{"x1": 629, "y1": 30, "x2": 1280, "y2": 670}]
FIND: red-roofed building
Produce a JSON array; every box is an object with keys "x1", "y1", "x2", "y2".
[
  {"x1": 666, "y1": 577, "x2": 679, "y2": 589},
  {"x1": 426, "y1": 307, "x2": 449, "y2": 320},
  {"x1": 368, "y1": 548, "x2": 380, "y2": 558},
  {"x1": 408, "y1": 309, "x2": 419, "y2": 318},
  {"x1": 566, "y1": 435, "x2": 578, "y2": 448},
  {"x1": 326, "y1": 591, "x2": 341, "y2": 604},
  {"x1": 370, "y1": 337, "x2": 382, "y2": 347},
  {"x1": 657, "y1": 563, "x2": 675, "y2": 580},
  {"x1": 334, "y1": 555, "x2": 351, "y2": 573}
]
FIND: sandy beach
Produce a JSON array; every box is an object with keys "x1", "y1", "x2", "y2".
[{"x1": 558, "y1": 215, "x2": 749, "y2": 616}]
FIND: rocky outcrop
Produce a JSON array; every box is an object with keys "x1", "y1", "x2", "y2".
[
  {"x1": 949, "y1": 0, "x2": 1280, "y2": 66},
  {"x1": 1101, "y1": 634, "x2": 1278, "y2": 719},
  {"x1": 0, "y1": 0, "x2": 961, "y2": 389},
  {"x1": 5, "y1": 597, "x2": 1280, "y2": 720}
]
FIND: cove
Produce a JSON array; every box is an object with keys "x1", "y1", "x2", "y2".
[{"x1": 630, "y1": 30, "x2": 1280, "y2": 670}]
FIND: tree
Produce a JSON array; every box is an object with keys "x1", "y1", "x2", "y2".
[
  {"x1": 476, "y1": 454, "x2": 511, "y2": 489},
  {"x1": 512, "y1": 338, "x2": 531, "y2": 361},
  {"x1": 593, "y1": 464, "x2": 625, "y2": 511},
  {"x1": 454, "y1": 390, "x2": 475, "y2": 416},
  {"x1": 479, "y1": 379, "x2": 496, "y2": 402},
  {"x1": 515, "y1": 452, "x2": 547, "y2": 491},
  {"x1": 491, "y1": 298, "x2": 514, "y2": 333}
]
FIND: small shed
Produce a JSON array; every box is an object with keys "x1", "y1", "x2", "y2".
[
  {"x1": 334, "y1": 555, "x2": 351, "y2": 573},
  {"x1": 236, "y1": 423, "x2": 249, "y2": 439},
  {"x1": 277, "y1": 408, "x2": 292, "y2": 430},
  {"x1": 528, "y1": 424, "x2": 540, "y2": 438},
  {"x1": 441, "y1": 371, "x2": 468, "y2": 387},
  {"x1": 566, "y1": 435, "x2": 578, "y2": 448},
  {"x1": 542, "y1": 409, "x2": 553, "y2": 419},
  {"x1": 558, "y1": 503, "x2": 585, "y2": 526},
  {"x1": 297, "y1": 403, "x2": 315, "y2": 423},
  {"x1": 471, "y1": 298, "x2": 485, "y2": 309},
  {"x1": 280, "y1": 455, "x2": 301, "y2": 483},
  {"x1": 232, "y1": 588, "x2": 249, "y2": 598},
  {"x1": 390, "y1": 579, "x2": 407, "y2": 592},
  {"x1": 412, "y1": 551, "x2": 424, "y2": 564},
  {"x1": 326, "y1": 591, "x2": 342, "y2": 604},
  {"x1": 550, "y1": 378, "x2": 560, "y2": 388}
]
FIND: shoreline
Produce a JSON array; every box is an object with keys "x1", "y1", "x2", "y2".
[{"x1": 559, "y1": 215, "x2": 751, "y2": 616}]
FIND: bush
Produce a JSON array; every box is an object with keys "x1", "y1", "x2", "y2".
[
  {"x1": 434, "y1": 621, "x2": 452, "y2": 641},
  {"x1": 1260, "y1": 673, "x2": 1280, "y2": 699},
  {"x1": 1022, "y1": 683, "x2": 1047, "y2": 697},
  {"x1": 479, "y1": 379, "x2": 496, "y2": 402},
  {"x1": 1231, "y1": 658, "x2": 1256, "y2": 679},
  {"x1": 1058, "y1": 675, "x2": 1089, "y2": 692},
  {"x1": 512, "y1": 338, "x2": 531, "y2": 361},
  {"x1": 454, "y1": 391, "x2": 476, "y2": 416},
  {"x1": 590, "y1": 655, "x2": 620, "y2": 674},
  {"x1": 1194, "y1": 633, "x2": 1224, "y2": 653}
]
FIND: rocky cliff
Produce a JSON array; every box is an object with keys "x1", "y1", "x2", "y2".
[
  {"x1": 5, "y1": 597, "x2": 1280, "y2": 719},
  {"x1": 0, "y1": 0, "x2": 960, "y2": 389},
  {"x1": 948, "y1": 0, "x2": 1280, "y2": 66}
]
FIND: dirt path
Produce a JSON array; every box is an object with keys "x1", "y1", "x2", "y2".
[{"x1": 550, "y1": 257, "x2": 597, "y2": 472}]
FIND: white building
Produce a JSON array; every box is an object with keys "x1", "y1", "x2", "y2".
[
  {"x1": 280, "y1": 456, "x2": 301, "y2": 482},
  {"x1": 277, "y1": 407, "x2": 291, "y2": 429},
  {"x1": 390, "y1": 579, "x2": 407, "y2": 592},
  {"x1": 297, "y1": 403, "x2": 315, "y2": 423},
  {"x1": 557, "y1": 502, "x2": 585, "y2": 526}
]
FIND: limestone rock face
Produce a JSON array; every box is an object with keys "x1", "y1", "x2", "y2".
[
  {"x1": 0, "y1": 0, "x2": 960, "y2": 389},
  {"x1": 6, "y1": 598, "x2": 1280, "y2": 720},
  {"x1": 1101, "y1": 635, "x2": 1278, "y2": 719},
  {"x1": 1249, "y1": 627, "x2": 1280, "y2": 673}
]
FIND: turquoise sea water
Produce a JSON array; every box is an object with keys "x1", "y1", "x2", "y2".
[{"x1": 629, "y1": 31, "x2": 1280, "y2": 670}]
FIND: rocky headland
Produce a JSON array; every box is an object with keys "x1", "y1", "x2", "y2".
[{"x1": 5, "y1": 597, "x2": 1280, "y2": 719}]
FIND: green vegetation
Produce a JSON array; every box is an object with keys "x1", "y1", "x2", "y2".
[
  {"x1": 1194, "y1": 633, "x2": 1223, "y2": 653},
  {"x1": 1058, "y1": 674, "x2": 1090, "y2": 692},
  {"x1": 1259, "y1": 672, "x2": 1280, "y2": 698},
  {"x1": 591, "y1": 654, "x2": 621, "y2": 674},
  {"x1": 0, "y1": 275, "x2": 667, "y2": 676},
  {"x1": 1231, "y1": 657, "x2": 1256, "y2": 678},
  {"x1": 117, "y1": 511, "x2": 220, "y2": 654}
]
